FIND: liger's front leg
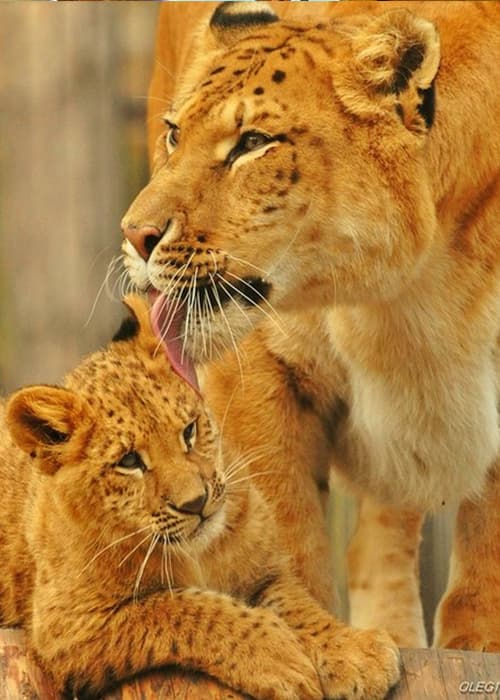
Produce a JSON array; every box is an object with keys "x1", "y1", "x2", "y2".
[
  {"x1": 434, "y1": 458, "x2": 500, "y2": 651},
  {"x1": 347, "y1": 496, "x2": 427, "y2": 648}
]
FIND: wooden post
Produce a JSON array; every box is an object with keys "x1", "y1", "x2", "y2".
[{"x1": 1, "y1": 627, "x2": 500, "y2": 699}]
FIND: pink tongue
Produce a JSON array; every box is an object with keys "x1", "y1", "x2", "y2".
[{"x1": 150, "y1": 293, "x2": 200, "y2": 394}]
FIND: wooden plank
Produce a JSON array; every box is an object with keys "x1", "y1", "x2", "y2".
[
  {"x1": 2, "y1": 628, "x2": 500, "y2": 699},
  {"x1": 0, "y1": 628, "x2": 247, "y2": 700}
]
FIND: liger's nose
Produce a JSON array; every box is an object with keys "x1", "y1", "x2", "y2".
[
  {"x1": 121, "y1": 222, "x2": 163, "y2": 261},
  {"x1": 174, "y1": 490, "x2": 208, "y2": 516}
]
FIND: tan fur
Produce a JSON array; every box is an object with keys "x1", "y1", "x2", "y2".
[
  {"x1": 0, "y1": 295, "x2": 399, "y2": 699},
  {"x1": 347, "y1": 498, "x2": 426, "y2": 647},
  {"x1": 123, "y1": 2, "x2": 500, "y2": 649}
]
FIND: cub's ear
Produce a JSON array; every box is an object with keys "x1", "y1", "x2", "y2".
[
  {"x1": 210, "y1": 2, "x2": 279, "y2": 47},
  {"x1": 6, "y1": 386, "x2": 84, "y2": 475},
  {"x1": 113, "y1": 294, "x2": 145, "y2": 343},
  {"x1": 342, "y1": 9, "x2": 440, "y2": 131},
  {"x1": 114, "y1": 293, "x2": 157, "y2": 352}
]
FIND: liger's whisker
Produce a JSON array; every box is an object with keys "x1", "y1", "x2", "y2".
[
  {"x1": 215, "y1": 277, "x2": 254, "y2": 329},
  {"x1": 225, "y1": 253, "x2": 271, "y2": 280},
  {"x1": 224, "y1": 446, "x2": 274, "y2": 480},
  {"x1": 209, "y1": 272, "x2": 245, "y2": 385},
  {"x1": 84, "y1": 253, "x2": 123, "y2": 329},
  {"x1": 226, "y1": 469, "x2": 275, "y2": 487},
  {"x1": 224, "y1": 270, "x2": 287, "y2": 337}
]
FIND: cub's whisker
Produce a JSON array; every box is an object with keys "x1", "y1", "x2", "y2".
[
  {"x1": 118, "y1": 531, "x2": 155, "y2": 568},
  {"x1": 162, "y1": 533, "x2": 174, "y2": 597},
  {"x1": 78, "y1": 525, "x2": 152, "y2": 577},
  {"x1": 133, "y1": 533, "x2": 160, "y2": 602}
]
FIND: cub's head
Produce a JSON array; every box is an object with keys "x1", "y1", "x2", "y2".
[
  {"x1": 122, "y1": 2, "x2": 440, "y2": 371},
  {"x1": 6, "y1": 295, "x2": 229, "y2": 555}
]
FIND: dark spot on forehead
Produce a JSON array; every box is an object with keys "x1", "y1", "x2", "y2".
[
  {"x1": 254, "y1": 87, "x2": 265, "y2": 95},
  {"x1": 210, "y1": 5, "x2": 278, "y2": 32},
  {"x1": 210, "y1": 66, "x2": 226, "y2": 76},
  {"x1": 272, "y1": 70, "x2": 286, "y2": 84},
  {"x1": 290, "y1": 169, "x2": 300, "y2": 184}
]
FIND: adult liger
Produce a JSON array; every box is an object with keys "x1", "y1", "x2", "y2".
[{"x1": 122, "y1": 1, "x2": 500, "y2": 649}]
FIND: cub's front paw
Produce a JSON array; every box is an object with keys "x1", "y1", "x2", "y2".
[
  {"x1": 307, "y1": 626, "x2": 400, "y2": 700},
  {"x1": 232, "y1": 615, "x2": 323, "y2": 700}
]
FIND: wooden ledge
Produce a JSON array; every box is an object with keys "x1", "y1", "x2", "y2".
[{"x1": 1, "y1": 627, "x2": 499, "y2": 698}]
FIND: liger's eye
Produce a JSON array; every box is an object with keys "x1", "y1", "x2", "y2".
[
  {"x1": 167, "y1": 125, "x2": 180, "y2": 150},
  {"x1": 226, "y1": 130, "x2": 274, "y2": 166},
  {"x1": 240, "y1": 131, "x2": 272, "y2": 151},
  {"x1": 181, "y1": 420, "x2": 197, "y2": 452},
  {"x1": 116, "y1": 451, "x2": 145, "y2": 472}
]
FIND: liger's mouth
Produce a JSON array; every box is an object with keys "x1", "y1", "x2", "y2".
[{"x1": 150, "y1": 276, "x2": 271, "y2": 392}]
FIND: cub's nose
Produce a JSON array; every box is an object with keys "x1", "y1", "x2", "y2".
[
  {"x1": 174, "y1": 490, "x2": 208, "y2": 516},
  {"x1": 121, "y1": 222, "x2": 163, "y2": 261}
]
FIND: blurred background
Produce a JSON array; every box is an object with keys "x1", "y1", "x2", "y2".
[
  {"x1": 0, "y1": 1, "x2": 452, "y2": 641},
  {"x1": 0, "y1": 2, "x2": 158, "y2": 394}
]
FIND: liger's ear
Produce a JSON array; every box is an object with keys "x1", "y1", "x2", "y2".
[
  {"x1": 353, "y1": 10, "x2": 440, "y2": 94},
  {"x1": 6, "y1": 386, "x2": 84, "y2": 474},
  {"x1": 209, "y1": 2, "x2": 279, "y2": 48},
  {"x1": 341, "y1": 9, "x2": 440, "y2": 131}
]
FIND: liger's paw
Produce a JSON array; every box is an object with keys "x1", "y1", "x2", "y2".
[
  {"x1": 308, "y1": 626, "x2": 401, "y2": 700},
  {"x1": 436, "y1": 586, "x2": 500, "y2": 652},
  {"x1": 440, "y1": 633, "x2": 500, "y2": 653}
]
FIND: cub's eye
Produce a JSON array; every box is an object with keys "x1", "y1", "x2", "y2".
[
  {"x1": 166, "y1": 124, "x2": 180, "y2": 151},
  {"x1": 181, "y1": 420, "x2": 197, "y2": 453},
  {"x1": 116, "y1": 451, "x2": 145, "y2": 473},
  {"x1": 226, "y1": 130, "x2": 274, "y2": 166}
]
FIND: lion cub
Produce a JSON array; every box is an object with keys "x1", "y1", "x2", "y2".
[{"x1": 0, "y1": 295, "x2": 399, "y2": 700}]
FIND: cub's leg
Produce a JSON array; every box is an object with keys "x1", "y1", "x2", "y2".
[
  {"x1": 347, "y1": 496, "x2": 427, "y2": 647},
  {"x1": 434, "y1": 458, "x2": 500, "y2": 651},
  {"x1": 203, "y1": 335, "x2": 337, "y2": 611},
  {"x1": 253, "y1": 575, "x2": 401, "y2": 700},
  {"x1": 33, "y1": 589, "x2": 322, "y2": 700}
]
